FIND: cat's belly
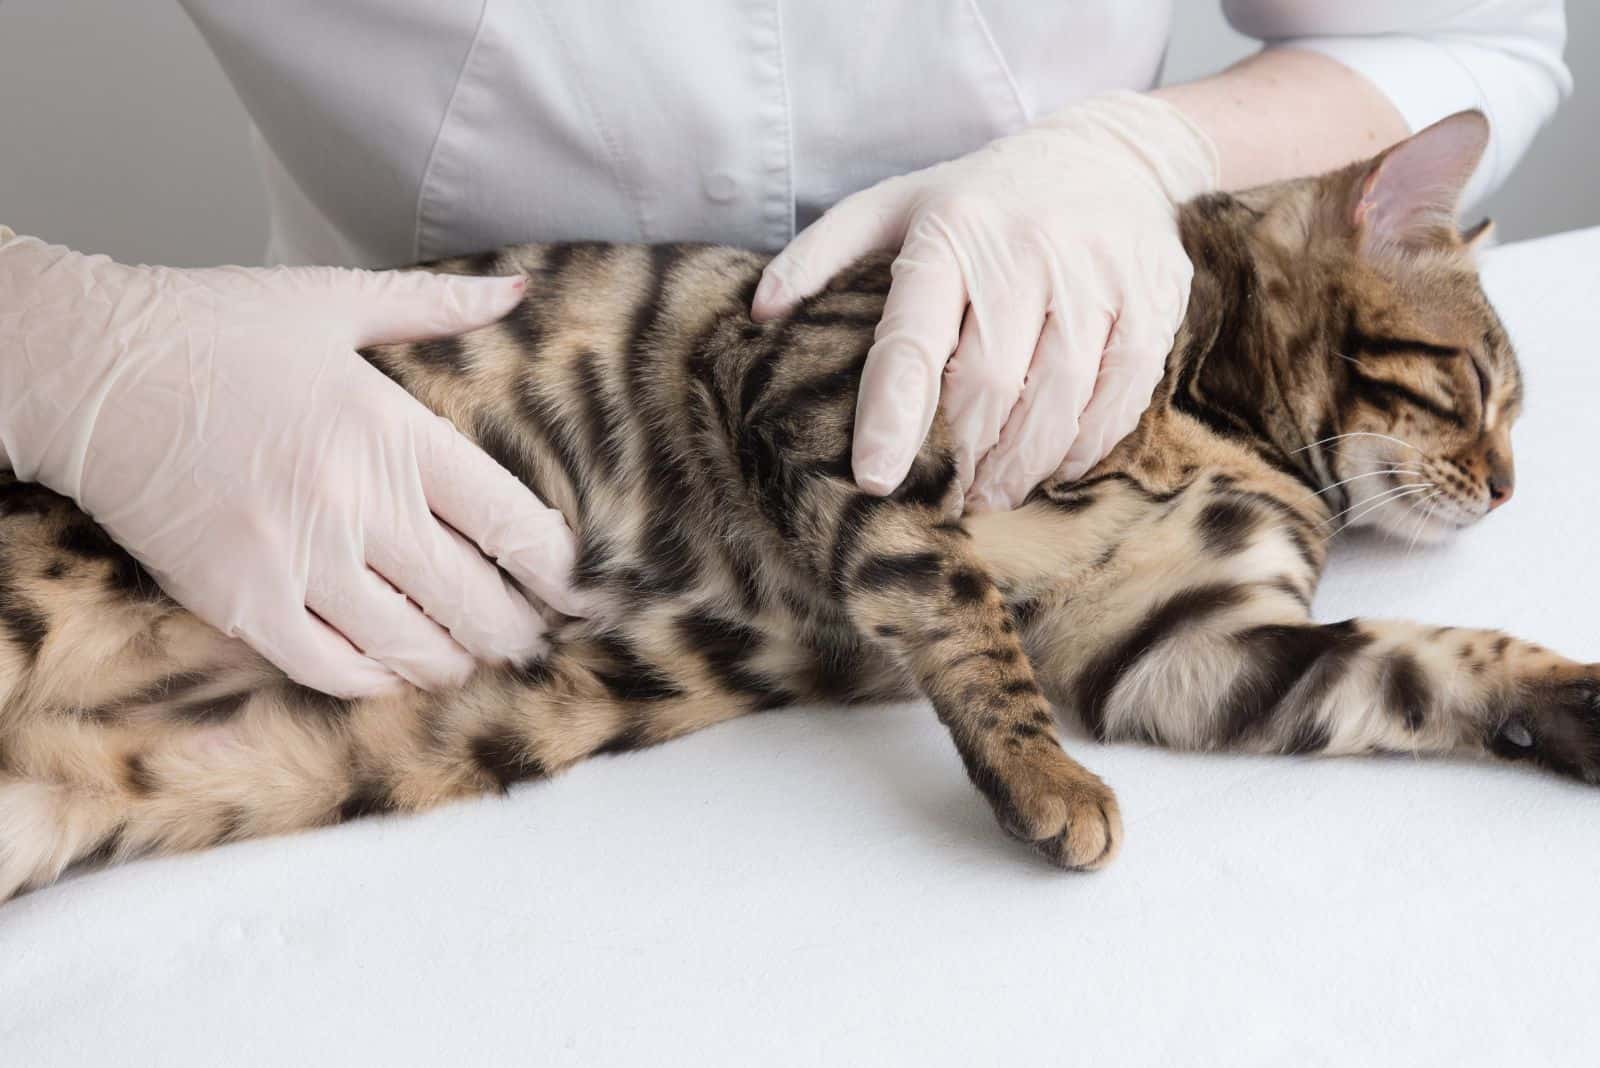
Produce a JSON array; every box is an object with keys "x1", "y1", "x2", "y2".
[{"x1": 553, "y1": 567, "x2": 915, "y2": 710}]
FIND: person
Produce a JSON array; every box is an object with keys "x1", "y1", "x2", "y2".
[{"x1": 0, "y1": 1, "x2": 1570, "y2": 700}]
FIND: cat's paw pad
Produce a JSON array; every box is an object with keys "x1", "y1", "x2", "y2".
[{"x1": 989, "y1": 751, "x2": 1122, "y2": 871}]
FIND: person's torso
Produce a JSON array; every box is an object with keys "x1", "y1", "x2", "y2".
[{"x1": 180, "y1": 0, "x2": 1173, "y2": 266}]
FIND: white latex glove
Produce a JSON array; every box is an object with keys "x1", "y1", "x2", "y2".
[
  {"x1": 752, "y1": 92, "x2": 1219, "y2": 511},
  {"x1": 0, "y1": 228, "x2": 588, "y2": 697}
]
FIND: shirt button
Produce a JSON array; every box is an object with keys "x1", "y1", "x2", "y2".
[{"x1": 703, "y1": 172, "x2": 739, "y2": 204}]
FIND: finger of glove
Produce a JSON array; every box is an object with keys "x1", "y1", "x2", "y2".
[
  {"x1": 242, "y1": 608, "x2": 403, "y2": 701},
  {"x1": 364, "y1": 492, "x2": 551, "y2": 665},
  {"x1": 304, "y1": 563, "x2": 478, "y2": 692},
  {"x1": 752, "y1": 184, "x2": 908, "y2": 320},
  {"x1": 966, "y1": 305, "x2": 1110, "y2": 513},
  {"x1": 850, "y1": 236, "x2": 967, "y2": 495},
  {"x1": 147, "y1": 531, "x2": 402, "y2": 700},
  {"x1": 416, "y1": 411, "x2": 591, "y2": 619},
  {"x1": 1054, "y1": 302, "x2": 1178, "y2": 484},
  {"x1": 339, "y1": 269, "x2": 527, "y2": 347},
  {"x1": 937, "y1": 282, "x2": 1048, "y2": 499}
]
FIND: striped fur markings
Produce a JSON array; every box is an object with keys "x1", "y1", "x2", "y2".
[
  {"x1": 588, "y1": 632, "x2": 685, "y2": 704},
  {"x1": 411, "y1": 336, "x2": 468, "y2": 374},
  {"x1": 54, "y1": 520, "x2": 162, "y2": 601},
  {"x1": 337, "y1": 781, "x2": 398, "y2": 823},
  {"x1": 674, "y1": 610, "x2": 790, "y2": 710},
  {"x1": 78, "y1": 671, "x2": 253, "y2": 727},
  {"x1": 1218, "y1": 620, "x2": 1371, "y2": 748},
  {"x1": 1196, "y1": 497, "x2": 1259, "y2": 557},
  {"x1": 0, "y1": 157, "x2": 1561, "y2": 897},
  {"x1": 0, "y1": 559, "x2": 49, "y2": 661},
  {"x1": 1382, "y1": 651, "x2": 1431, "y2": 730},
  {"x1": 854, "y1": 552, "x2": 944, "y2": 595},
  {"x1": 470, "y1": 726, "x2": 548, "y2": 793},
  {"x1": 1075, "y1": 583, "x2": 1248, "y2": 740}
]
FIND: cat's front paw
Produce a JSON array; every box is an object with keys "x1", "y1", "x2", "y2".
[
  {"x1": 987, "y1": 748, "x2": 1122, "y2": 871},
  {"x1": 1489, "y1": 664, "x2": 1600, "y2": 783}
]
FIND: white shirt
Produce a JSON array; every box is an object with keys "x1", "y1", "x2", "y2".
[{"x1": 177, "y1": 1, "x2": 1571, "y2": 268}]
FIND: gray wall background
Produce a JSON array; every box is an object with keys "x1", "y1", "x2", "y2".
[{"x1": 1, "y1": 2, "x2": 1594, "y2": 267}]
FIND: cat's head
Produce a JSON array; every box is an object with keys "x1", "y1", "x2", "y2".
[{"x1": 1215, "y1": 111, "x2": 1522, "y2": 544}]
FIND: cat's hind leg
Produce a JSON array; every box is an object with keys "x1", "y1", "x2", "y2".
[
  {"x1": 0, "y1": 626, "x2": 778, "y2": 900},
  {"x1": 0, "y1": 477, "x2": 279, "y2": 897},
  {"x1": 0, "y1": 481, "x2": 795, "y2": 897}
]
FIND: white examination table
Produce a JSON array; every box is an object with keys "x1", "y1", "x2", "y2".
[{"x1": 3, "y1": 229, "x2": 1598, "y2": 1067}]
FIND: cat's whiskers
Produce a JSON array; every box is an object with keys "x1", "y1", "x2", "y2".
[
  {"x1": 1293, "y1": 431, "x2": 1425, "y2": 456},
  {"x1": 1319, "y1": 481, "x2": 1435, "y2": 533},
  {"x1": 1336, "y1": 351, "x2": 1375, "y2": 374},
  {"x1": 1295, "y1": 433, "x2": 1428, "y2": 511},
  {"x1": 1299, "y1": 466, "x2": 1424, "y2": 505},
  {"x1": 1319, "y1": 483, "x2": 1410, "y2": 529},
  {"x1": 1308, "y1": 465, "x2": 1426, "y2": 512},
  {"x1": 1403, "y1": 492, "x2": 1442, "y2": 559},
  {"x1": 1331, "y1": 484, "x2": 1436, "y2": 535}
]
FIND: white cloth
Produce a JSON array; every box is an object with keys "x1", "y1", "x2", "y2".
[
  {"x1": 176, "y1": 0, "x2": 1570, "y2": 267},
  {"x1": 2, "y1": 226, "x2": 1598, "y2": 1066}
]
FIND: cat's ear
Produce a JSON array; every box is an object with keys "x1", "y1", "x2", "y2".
[
  {"x1": 1461, "y1": 217, "x2": 1496, "y2": 251},
  {"x1": 1352, "y1": 110, "x2": 1489, "y2": 257}
]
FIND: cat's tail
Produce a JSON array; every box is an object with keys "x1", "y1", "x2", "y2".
[{"x1": 0, "y1": 634, "x2": 751, "y2": 900}]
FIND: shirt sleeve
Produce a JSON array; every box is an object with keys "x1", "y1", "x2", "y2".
[{"x1": 1220, "y1": 0, "x2": 1572, "y2": 206}]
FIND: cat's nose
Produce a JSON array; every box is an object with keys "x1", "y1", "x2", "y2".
[{"x1": 1486, "y1": 452, "x2": 1515, "y2": 510}]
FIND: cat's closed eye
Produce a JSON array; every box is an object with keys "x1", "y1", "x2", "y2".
[{"x1": 1470, "y1": 357, "x2": 1491, "y2": 410}]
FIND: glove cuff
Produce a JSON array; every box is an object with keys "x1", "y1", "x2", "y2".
[
  {"x1": 0, "y1": 232, "x2": 140, "y2": 495},
  {"x1": 1034, "y1": 91, "x2": 1222, "y2": 205}
]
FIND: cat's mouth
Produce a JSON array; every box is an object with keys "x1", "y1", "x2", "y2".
[
  {"x1": 1400, "y1": 498, "x2": 1473, "y2": 542},
  {"x1": 1366, "y1": 468, "x2": 1489, "y2": 543}
]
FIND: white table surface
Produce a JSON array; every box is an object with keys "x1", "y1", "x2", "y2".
[{"x1": 3, "y1": 229, "x2": 1598, "y2": 1067}]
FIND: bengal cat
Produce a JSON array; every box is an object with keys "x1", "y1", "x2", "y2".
[{"x1": 0, "y1": 111, "x2": 1592, "y2": 899}]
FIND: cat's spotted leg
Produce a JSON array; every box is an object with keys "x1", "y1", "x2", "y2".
[
  {"x1": 1061, "y1": 590, "x2": 1600, "y2": 778},
  {"x1": 1303, "y1": 624, "x2": 1600, "y2": 780},
  {"x1": 830, "y1": 494, "x2": 1121, "y2": 870}
]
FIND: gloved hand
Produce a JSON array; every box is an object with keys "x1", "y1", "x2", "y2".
[
  {"x1": 0, "y1": 227, "x2": 587, "y2": 697},
  {"x1": 752, "y1": 92, "x2": 1219, "y2": 512}
]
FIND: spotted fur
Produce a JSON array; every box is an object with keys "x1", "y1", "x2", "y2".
[{"x1": 1, "y1": 132, "x2": 1593, "y2": 899}]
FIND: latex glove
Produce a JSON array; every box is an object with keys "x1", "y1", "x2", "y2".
[
  {"x1": 0, "y1": 228, "x2": 587, "y2": 697},
  {"x1": 752, "y1": 92, "x2": 1219, "y2": 511}
]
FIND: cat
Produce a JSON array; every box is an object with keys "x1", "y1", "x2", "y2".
[{"x1": 0, "y1": 110, "x2": 1593, "y2": 900}]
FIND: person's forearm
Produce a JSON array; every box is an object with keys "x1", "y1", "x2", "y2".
[{"x1": 1151, "y1": 48, "x2": 1409, "y2": 192}]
